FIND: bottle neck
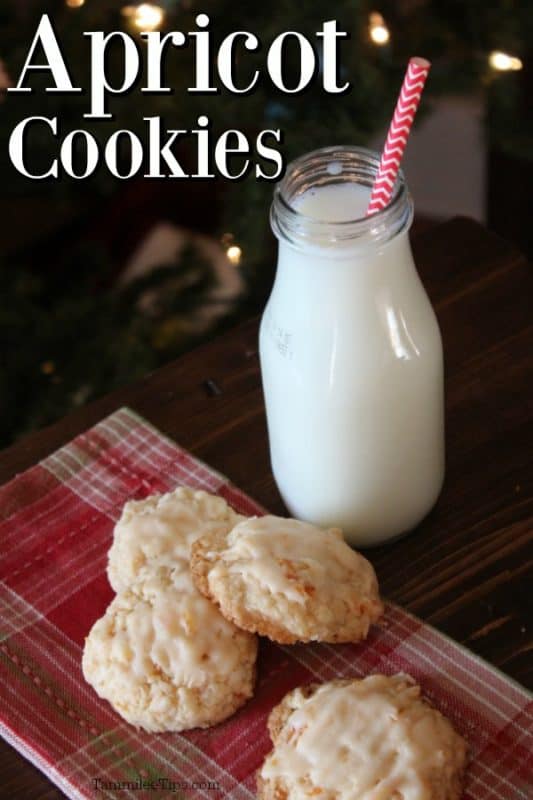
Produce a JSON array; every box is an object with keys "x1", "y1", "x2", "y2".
[
  {"x1": 274, "y1": 229, "x2": 415, "y2": 295},
  {"x1": 270, "y1": 146, "x2": 413, "y2": 255}
]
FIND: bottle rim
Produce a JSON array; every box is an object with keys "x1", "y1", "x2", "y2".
[{"x1": 270, "y1": 145, "x2": 413, "y2": 250}]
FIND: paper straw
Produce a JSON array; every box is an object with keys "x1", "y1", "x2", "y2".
[{"x1": 367, "y1": 57, "x2": 431, "y2": 216}]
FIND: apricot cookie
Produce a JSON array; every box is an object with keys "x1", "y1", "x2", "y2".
[
  {"x1": 258, "y1": 674, "x2": 468, "y2": 800},
  {"x1": 190, "y1": 514, "x2": 383, "y2": 644},
  {"x1": 82, "y1": 569, "x2": 257, "y2": 732}
]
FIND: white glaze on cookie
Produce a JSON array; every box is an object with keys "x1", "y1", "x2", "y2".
[
  {"x1": 191, "y1": 514, "x2": 383, "y2": 644},
  {"x1": 259, "y1": 675, "x2": 467, "y2": 800},
  {"x1": 108, "y1": 486, "x2": 244, "y2": 593},
  {"x1": 82, "y1": 571, "x2": 257, "y2": 732},
  {"x1": 212, "y1": 516, "x2": 365, "y2": 603}
]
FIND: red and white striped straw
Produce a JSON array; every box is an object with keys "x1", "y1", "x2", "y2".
[{"x1": 366, "y1": 57, "x2": 431, "y2": 216}]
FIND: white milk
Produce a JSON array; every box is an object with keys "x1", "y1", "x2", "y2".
[
  {"x1": 293, "y1": 181, "x2": 371, "y2": 221},
  {"x1": 260, "y1": 147, "x2": 444, "y2": 547}
]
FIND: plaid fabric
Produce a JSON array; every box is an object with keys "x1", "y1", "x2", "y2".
[{"x1": 0, "y1": 407, "x2": 531, "y2": 800}]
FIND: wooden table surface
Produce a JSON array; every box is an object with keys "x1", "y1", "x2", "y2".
[{"x1": 0, "y1": 216, "x2": 532, "y2": 799}]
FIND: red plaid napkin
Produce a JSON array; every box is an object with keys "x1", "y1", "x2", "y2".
[{"x1": 0, "y1": 407, "x2": 531, "y2": 800}]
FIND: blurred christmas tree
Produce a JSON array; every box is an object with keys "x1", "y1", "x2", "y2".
[{"x1": 0, "y1": 0, "x2": 531, "y2": 447}]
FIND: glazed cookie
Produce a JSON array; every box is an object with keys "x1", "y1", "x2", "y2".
[
  {"x1": 190, "y1": 515, "x2": 383, "y2": 644},
  {"x1": 82, "y1": 570, "x2": 258, "y2": 732},
  {"x1": 258, "y1": 674, "x2": 468, "y2": 800},
  {"x1": 107, "y1": 486, "x2": 244, "y2": 593}
]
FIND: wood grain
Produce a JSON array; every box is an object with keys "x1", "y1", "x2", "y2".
[{"x1": 0, "y1": 217, "x2": 531, "y2": 799}]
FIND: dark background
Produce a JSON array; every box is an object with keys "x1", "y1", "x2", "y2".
[{"x1": 1, "y1": 0, "x2": 531, "y2": 449}]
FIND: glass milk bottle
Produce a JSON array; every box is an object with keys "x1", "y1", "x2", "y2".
[{"x1": 259, "y1": 146, "x2": 444, "y2": 547}]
